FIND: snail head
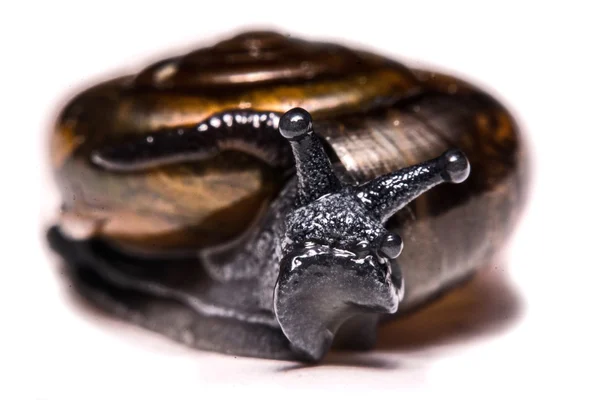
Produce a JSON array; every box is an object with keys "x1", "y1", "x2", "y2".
[{"x1": 274, "y1": 107, "x2": 470, "y2": 361}]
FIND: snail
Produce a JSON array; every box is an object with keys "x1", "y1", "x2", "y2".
[{"x1": 47, "y1": 31, "x2": 528, "y2": 362}]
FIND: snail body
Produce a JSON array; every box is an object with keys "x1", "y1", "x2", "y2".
[{"x1": 48, "y1": 31, "x2": 528, "y2": 361}]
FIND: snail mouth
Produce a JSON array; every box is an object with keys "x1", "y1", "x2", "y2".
[{"x1": 274, "y1": 246, "x2": 401, "y2": 361}]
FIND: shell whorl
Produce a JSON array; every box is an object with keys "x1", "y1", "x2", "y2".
[
  {"x1": 114, "y1": 31, "x2": 422, "y2": 125},
  {"x1": 134, "y1": 31, "x2": 381, "y2": 89}
]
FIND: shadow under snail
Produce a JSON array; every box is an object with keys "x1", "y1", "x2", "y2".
[{"x1": 47, "y1": 31, "x2": 528, "y2": 362}]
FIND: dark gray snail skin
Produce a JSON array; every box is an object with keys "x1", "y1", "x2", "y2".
[
  {"x1": 49, "y1": 108, "x2": 470, "y2": 362},
  {"x1": 47, "y1": 31, "x2": 528, "y2": 362},
  {"x1": 273, "y1": 109, "x2": 469, "y2": 360}
]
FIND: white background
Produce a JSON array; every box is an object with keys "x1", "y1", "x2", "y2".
[{"x1": 2, "y1": 1, "x2": 599, "y2": 398}]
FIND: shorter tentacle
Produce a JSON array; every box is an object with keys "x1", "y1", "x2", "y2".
[{"x1": 91, "y1": 110, "x2": 293, "y2": 171}]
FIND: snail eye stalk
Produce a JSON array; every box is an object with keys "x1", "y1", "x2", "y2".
[
  {"x1": 354, "y1": 148, "x2": 470, "y2": 222},
  {"x1": 279, "y1": 108, "x2": 342, "y2": 207}
]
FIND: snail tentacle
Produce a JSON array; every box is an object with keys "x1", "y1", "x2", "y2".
[
  {"x1": 279, "y1": 108, "x2": 342, "y2": 207},
  {"x1": 355, "y1": 149, "x2": 471, "y2": 222}
]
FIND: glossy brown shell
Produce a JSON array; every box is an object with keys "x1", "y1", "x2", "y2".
[{"x1": 51, "y1": 31, "x2": 528, "y2": 309}]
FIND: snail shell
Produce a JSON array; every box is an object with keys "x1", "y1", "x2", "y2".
[{"x1": 51, "y1": 31, "x2": 528, "y2": 312}]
